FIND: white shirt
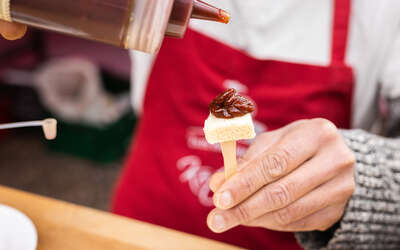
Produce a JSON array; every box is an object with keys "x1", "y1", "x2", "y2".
[{"x1": 131, "y1": 0, "x2": 400, "y2": 130}]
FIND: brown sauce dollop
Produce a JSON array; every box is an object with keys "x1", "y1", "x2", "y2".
[{"x1": 209, "y1": 88, "x2": 255, "y2": 119}]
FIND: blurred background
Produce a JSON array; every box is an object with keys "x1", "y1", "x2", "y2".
[{"x1": 0, "y1": 30, "x2": 135, "y2": 211}]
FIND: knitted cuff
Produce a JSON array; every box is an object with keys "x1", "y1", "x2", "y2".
[{"x1": 296, "y1": 129, "x2": 400, "y2": 250}]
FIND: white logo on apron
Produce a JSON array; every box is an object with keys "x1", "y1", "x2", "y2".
[{"x1": 177, "y1": 155, "x2": 217, "y2": 207}]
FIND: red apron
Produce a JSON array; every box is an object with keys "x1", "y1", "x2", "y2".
[{"x1": 112, "y1": 0, "x2": 354, "y2": 249}]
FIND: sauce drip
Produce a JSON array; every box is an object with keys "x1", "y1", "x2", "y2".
[
  {"x1": 166, "y1": 0, "x2": 230, "y2": 38},
  {"x1": 191, "y1": 0, "x2": 230, "y2": 24},
  {"x1": 209, "y1": 89, "x2": 255, "y2": 119}
]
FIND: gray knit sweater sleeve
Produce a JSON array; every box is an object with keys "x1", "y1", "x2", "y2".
[{"x1": 296, "y1": 129, "x2": 400, "y2": 250}]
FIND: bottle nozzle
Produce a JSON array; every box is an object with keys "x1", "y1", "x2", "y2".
[
  {"x1": 166, "y1": 0, "x2": 230, "y2": 38},
  {"x1": 191, "y1": 0, "x2": 230, "y2": 24}
]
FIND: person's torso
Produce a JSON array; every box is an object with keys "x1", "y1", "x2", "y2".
[
  {"x1": 114, "y1": 1, "x2": 357, "y2": 249},
  {"x1": 131, "y1": 0, "x2": 400, "y2": 129}
]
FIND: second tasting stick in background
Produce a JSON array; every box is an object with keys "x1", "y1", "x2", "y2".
[{"x1": 204, "y1": 89, "x2": 256, "y2": 179}]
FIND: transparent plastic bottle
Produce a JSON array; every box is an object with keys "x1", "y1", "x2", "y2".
[{"x1": 0, "y1": 0, "x2": 230, "y2": 53}]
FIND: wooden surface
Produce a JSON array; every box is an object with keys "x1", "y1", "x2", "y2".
[{"x1": 0, "y1": 185, "x2": 242, "y2": 250}]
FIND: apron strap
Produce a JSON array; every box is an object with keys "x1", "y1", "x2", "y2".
[{"x1": 330, "y1": 0, "x2": 351, "y2": 65}]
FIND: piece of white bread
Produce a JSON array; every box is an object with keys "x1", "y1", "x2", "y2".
[{"x1": 204, "y1": 113, "x2": 256, "y2": 144}]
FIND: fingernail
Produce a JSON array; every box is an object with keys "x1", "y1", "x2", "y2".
[
  {"x1": 211, "y1": 214, "x2": 226, "y2": 232},
  {"x1": 216, "y1": 191, "x2": 233, "y2": 208}
]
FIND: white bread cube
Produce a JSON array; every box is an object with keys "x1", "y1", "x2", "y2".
[{"x1": 204, "y1": 113, "x2": 256, "y2": 144}]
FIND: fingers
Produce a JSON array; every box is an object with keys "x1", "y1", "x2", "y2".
[
  {"x1": 207, "y1": 119, "x2": 355, "y2": 233},
  {"x1": 209, "y1": 122, "x2": 307, "y2": 194},
  {"x1": 257, "y1": 204, "x2": 346, "y2": 232},
  {"x1": 0, "y1": 20, "x2": 27, "y2": 40},
  {"x1": 238, "y1": 129, "x2": 285, "y2": 166},
  {"x1": 213, "y1": 120, "x2": 328, "y2": 210},
  {"x1": 245, "y1": 168, "x2": 354, "y2": 231},
  {"x1": 210, "y1": 130, "x2": 284, "y2": 193},
  {"x1": 207, "y1": 158, "x2": 354, "y2": 233},
  {"x1": 210, "y1": 129, "x2": 285, "y2": 193},
  {"x1": 285, "y1": 203, "x2": 346, "y2": 232}
]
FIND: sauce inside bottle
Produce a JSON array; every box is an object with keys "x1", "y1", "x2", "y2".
[
  {"x1": 11, "y1": 0, "x2": 134, "y2": 47},
  {"x1": 7, "y1": 0, "x2": 230, "y2": 53}
]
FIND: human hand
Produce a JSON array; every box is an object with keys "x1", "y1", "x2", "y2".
[
  {"x1": 207, "y1": 119, "x2": 355, "y2": 233},
  {"x1": 0, "y1": 20, "x2": 26, "y2": 40}
]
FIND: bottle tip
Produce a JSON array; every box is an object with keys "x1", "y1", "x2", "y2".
[
  {"x1": 191, "y1": 0, "x2": 230, "y2": 25},
  {"x1": 218, "y1": 10, "x2": 230, "y2": 24}
]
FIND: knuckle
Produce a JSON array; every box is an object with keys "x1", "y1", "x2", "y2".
[
  {"x1": 345, "y1": 178, "x2": 356, "y2": 197},
  {"x1": 318, "y1": 206, "x2": 345, "y2": 231},
  {"x1": 312, "y1": 118, "x2": 338, "y2": 141},
  {"x1": 334, "y1": 148, "x2": 356, "y2": 172},
  {"x1": 343, "y1": 149, "x2": 356, "y2": 167},
  {"x1": 285, "y1": 119, "x2": 309, "y2": 131},
  {"x1": 236, "y1": 204, "x2": 251, "y2": 223},
  {"x1": 331, "y1": 176, "x2": 355, "y2": 203},
  {"x1": 240, "y1": 175, "x2": 256, "y2": 195},
  {"x1": 267, "y1": 183, "x2": 291, "y2": 208},
  {"x1": 260, "y1": 150, "x2": 290, "y2": 180},
  {"x1": 275, "y1": 207, "x2": 293, "y2": 226}
]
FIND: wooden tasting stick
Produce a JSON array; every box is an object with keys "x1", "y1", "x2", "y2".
[
  {"x1": 42, "y1": 118, "x2": 58, "y2": 140},
  {"x1": 0, "y1": 118, "x2": 57, "y2": 140},
  {"x1": 220, "y1": 140, "x2": 237, "y2": 179}
]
